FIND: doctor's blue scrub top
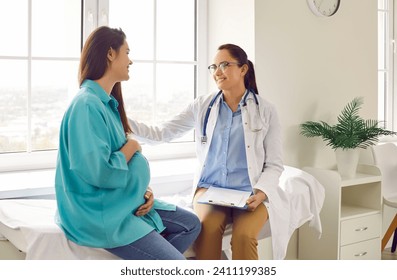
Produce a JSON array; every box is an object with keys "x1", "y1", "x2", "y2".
[{"x1": 55, "y1": 79, "x2": 175, "y2": 249}]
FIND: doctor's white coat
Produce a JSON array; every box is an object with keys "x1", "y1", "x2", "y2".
[{"x1": 129, "y1": 91, "x2": 291, "y2": 259}]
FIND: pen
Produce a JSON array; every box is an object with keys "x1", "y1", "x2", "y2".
[{"x1": 208, "y1": 200, "x2": 234, "y2": 206}]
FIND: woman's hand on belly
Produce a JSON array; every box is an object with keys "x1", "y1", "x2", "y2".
[
  {"x1": 135, "y1": 188, "x2": 154, "y2": 216},
  {"x1": 121, "y1": 138, "x2": 142, "y2": 163}
]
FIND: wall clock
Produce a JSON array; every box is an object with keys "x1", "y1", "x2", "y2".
[{"x1": 307, "y1": 0, "x2": 341, "y2": 17}]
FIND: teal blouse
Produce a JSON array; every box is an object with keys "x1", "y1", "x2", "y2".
[{"x1": 55, "y1": 79, "x2": 175, "y2": 248}]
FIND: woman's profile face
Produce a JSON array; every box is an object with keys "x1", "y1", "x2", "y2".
[{"x1": 109, "y1": 40, "x2": 133, "y2": 82}]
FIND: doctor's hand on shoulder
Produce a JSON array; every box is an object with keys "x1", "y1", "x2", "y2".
[{"x1": 246, "y1": 190, "x2": 267, "y2": 211}]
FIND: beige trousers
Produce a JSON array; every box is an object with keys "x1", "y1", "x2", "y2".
[{"x1": 193, "y1": 188, "x2": 268, "y2": 260}]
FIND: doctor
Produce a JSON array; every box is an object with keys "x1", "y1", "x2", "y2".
[{"x1": 129, "y1": 44, "x2": 289, "y2": 260}]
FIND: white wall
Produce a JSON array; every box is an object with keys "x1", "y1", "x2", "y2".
[{"x1": 254, "y1": 0, "x2": 378, "y2": 169}]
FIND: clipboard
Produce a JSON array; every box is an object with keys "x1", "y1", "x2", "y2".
[{"x1": 197, "y1": 186, "x2": 252, "y2": 209}]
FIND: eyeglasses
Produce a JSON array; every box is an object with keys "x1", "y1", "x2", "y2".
[{"x1": 207, "y1": 61, "x2": 240, "y2": 74}]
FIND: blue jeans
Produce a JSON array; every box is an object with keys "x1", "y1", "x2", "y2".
[{"x1": 105, "y1": 206, "x2": 201, "y2": 260}]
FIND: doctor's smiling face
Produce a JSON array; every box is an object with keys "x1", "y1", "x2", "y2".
[{"x1": 211, "y1": 49, "x2": 248, "y2": 93}]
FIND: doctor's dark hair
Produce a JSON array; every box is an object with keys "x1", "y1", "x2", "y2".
[
  {"x1": 78, "y1": 26, "x2": 132, "y2": 134},
  {"x1": 218, "y1": 44, "x2": 259, "y2": 95}
]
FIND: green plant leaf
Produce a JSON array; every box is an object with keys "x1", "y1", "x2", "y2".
[{"x1": 299, "y1": 97, "x2": 397, "y2": 150}]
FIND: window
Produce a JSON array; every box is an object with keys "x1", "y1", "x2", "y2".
[
  {"x1": 0, "y1": 0, "x2": 81, "y2": 169},
  {"x1": 378, "y1": 0, "x2": 393, "y2": 129},
  {"x1": 107, "y1": 0, "x2": 196, "y2": 139},
  {"x1": 0, "y1": 0, "x2": 206, "y2": 172},
  {"x1": 378, "y1": 0, "x2": 397, "y2": 133}
]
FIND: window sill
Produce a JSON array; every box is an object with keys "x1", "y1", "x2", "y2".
[
  {"x1": 0, "y1": 142, "x2": 196, "y2": 173},
  {"x1": 0, "y1": 157, "x2": 196, "y2": 199}
]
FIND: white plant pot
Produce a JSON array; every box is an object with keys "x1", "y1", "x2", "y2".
[{"x1": 335, "y1": 148, "x2": 360, "y2": 179}]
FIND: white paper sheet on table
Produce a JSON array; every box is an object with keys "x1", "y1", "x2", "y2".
[{"x1": 0, "y1": 199, "x2": 119, "y2": 260}]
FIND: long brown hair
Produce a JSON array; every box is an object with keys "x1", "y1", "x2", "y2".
[
  {"x1": 218, "y1": 44, "x2": 259, "y2": 95},
  {"x1": 78, "y1": 26, "x2": 132, "y2": 134}
]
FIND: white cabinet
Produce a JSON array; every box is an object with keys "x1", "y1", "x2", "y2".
[{"x1": 299, "y1": 165, "x2": 382, "y2": 260}]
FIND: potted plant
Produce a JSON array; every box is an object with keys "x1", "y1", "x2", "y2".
[{"x1": 300, "y1": 97, "x2": 396, "y2": 178}]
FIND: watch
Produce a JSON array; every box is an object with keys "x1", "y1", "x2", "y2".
[{"x1": 307, "y1": 0, "x2": 341, "y2": 17}]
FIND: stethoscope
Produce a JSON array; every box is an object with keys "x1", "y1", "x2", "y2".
[{"x1": 201, "y1": 90, "x2": 260, "y2": 144}]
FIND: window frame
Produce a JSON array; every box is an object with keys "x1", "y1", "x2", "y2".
[
  {"x1": 391, "y1": 0, "x2": 397, "y2": 132},
  {"x1": 0, "y1": 0, "x2": 208, "y2": 172},
  {"x1": 378, "y1": 0, "x2": 394, "y2": 130},
  {"x1": 378, "y1": 0, "x2": 397, "y2": 137}
]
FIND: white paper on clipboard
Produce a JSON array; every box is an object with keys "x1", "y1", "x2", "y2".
[{"x1": 197, "y1": 186, "x2": 252, "y2": 209}]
